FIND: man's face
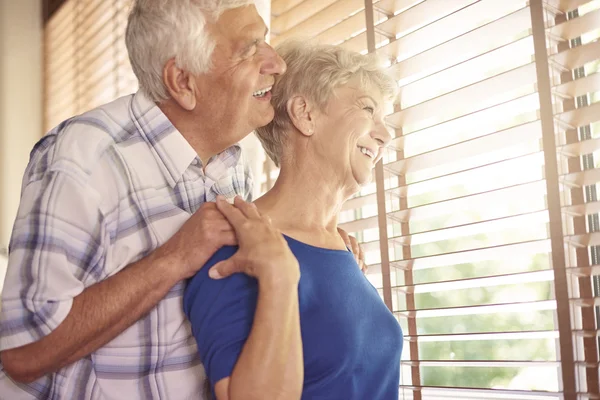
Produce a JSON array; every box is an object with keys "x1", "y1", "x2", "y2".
[{"x1": 193, "y1": 5, "x2": 286, "y2": 148}]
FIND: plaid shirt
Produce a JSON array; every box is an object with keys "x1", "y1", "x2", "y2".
[{"x1": 0, "y1": 91, "x2": 253, "y2": 399}]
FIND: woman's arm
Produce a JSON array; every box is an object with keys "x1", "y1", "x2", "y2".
[
  {"x1": 194, "y1": 196, "x2": 303, "y2": 400},
  {"x1": 214, "y1": 277, "x2": 302, "y2": 400}
]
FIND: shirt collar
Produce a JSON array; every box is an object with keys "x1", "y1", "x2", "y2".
[{"x1": 129, "y1": 91, "x2": 241, "y2": 188}]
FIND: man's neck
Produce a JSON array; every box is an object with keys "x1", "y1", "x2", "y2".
[{"x1": 158, "y1": 100, "x2": 243, "y2": 165}]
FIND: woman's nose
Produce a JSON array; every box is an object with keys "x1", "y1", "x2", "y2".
[{"x1": 372, "y1": 120, "x2": 393, "y2": 148}]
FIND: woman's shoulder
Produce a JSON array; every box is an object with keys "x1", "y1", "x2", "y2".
[{"x1": 182, "y1": 245, "x2": 257, "y2": 318}]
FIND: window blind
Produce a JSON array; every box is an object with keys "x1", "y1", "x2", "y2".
[
  {"x1": 43, "y1": 0, "x2": 600, "y2": 398},
  {"x1": 44, "y1": 0, "x2": 137, "y2": 132},
  {"x1": 270, "y1": 0, "x2": 600, "y2": 398}
]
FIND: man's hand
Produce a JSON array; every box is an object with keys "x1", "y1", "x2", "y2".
[
  {"x1": 208, "y1": 196, "x2": 299, "y2": 284},
  {"x1": 153, "y1": 201, "x2": 237, "y2": 280},
  {"x1": 337, "y1": 227, "x2": 366, "y2": 274}
]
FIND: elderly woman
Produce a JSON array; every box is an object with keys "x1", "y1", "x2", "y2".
[{"x1": 184, "y1": 41, "x2": 402, "y2": 400}]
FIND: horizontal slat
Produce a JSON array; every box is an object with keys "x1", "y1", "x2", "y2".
[
  {"x1": 377, "y1": 0, "x2": 526, "y2": 61},
  {"x1": 563, "y1": 200, "x2": 600, "y2": 217},
  {"x1": 271, "y1": 0, "x2": 337, "y2": 34},
  {"x1": 393, "y1": 151, "x2": 545, "y2": 201},
  {"x1": 555, "y1": 101, "x2": 600, "y2": 129},
  {"x1": 388, "y1": 180, "x2": 547, "y2": 223},
  {"x1": 403, "y1": 330, "x2": 559, "y2": 342},
  {"x1": 567, "y1": 264, "x2": 600, "y2": 276},
  {"x1": 391, "y1": 91, "x2": 539, "y2": 146},
  {"x1": 45, "y1": 2, "x2": 75, "y2": 39},
  {"x1": 271, "y1": 0, "x2": 304, "y2": 16},
  {"x1": 390, "y1": 210, "x2": 548, "y2": 247},
  {"x1": 564, "y1": 231, "x2": 600, "y2": 247},
  {"x1": 560, "y1": 137, "x2": 600, "y2": 157},
  {"x1": 395, "y1": 299, "x2": 556, "y2": 318},
  {"x1": 572, "y1": 297, "x2": 600, "y2": 307},
  {"x1": 389, "y1": 8, "x2": 532, "y2": 86},
  {"x1": 338, "y1": 215, "x2": 378, "y2": 233},
  {"x1": 375, "y1": 0, "x2": 425, "y2": 15},
  {"x1": 401, "y1": 360, "x2": 559, "y2": 368},
  {"x1": 553, "y1": 72, "x2": 600, "y2": 98},
  {"x1": 573, "y1": 329, "x2": 600, "y2": 338},
  {"x1": 392, "y1": 239, "x2": 551, "y2": 270},
  {"x1": 398, "y1": 385, "x2": 560, "y2": 399},
  {"x1": 377, "y1": 0, "x2": 478, "y2": 41},
  {"x1": 545, "y1": 0, "x2": 592, "y2": 12},
  {"x1": 399, "y1": 37, "x2": 534, "y2": 109},
  {"x1": 342, "y1": 191, "x2": 378, "y2": 211},
  {"x1": 272, "y1": 0, "x2": 363, "y2": 46},
  {"x1": 548, "y1": 7, "x2": 600, "y2": 40},
  {"x1": 562, "y1": 168, "x2": 600, "y2": 187},
  {"x1": 312, "y1": 10, "x2": 365, "y2": 46},
  {"x1": 387, "y1": 63, "x2": 537, "y2": 132},
  {"x1": 385, "y1": 121, "x2": 541, "y2": 176},
  {"x1": 392, "y1": 270, "x2": 553, "y2": 294},
  {"x1": 551, "y1": 38, "x2": 600, "y2": 70}
]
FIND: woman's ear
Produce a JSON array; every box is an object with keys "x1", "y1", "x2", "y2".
[
  {"x1": 286, "y1": 95, "x2": 315, "y2": 137},
  {"x1": 163, "y1": 58, "x2": 197, "y2": 111}
]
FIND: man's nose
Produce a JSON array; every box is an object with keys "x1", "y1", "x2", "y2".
[{"x1": 260, "y1": 44, "x2": 287, "y2": 76}]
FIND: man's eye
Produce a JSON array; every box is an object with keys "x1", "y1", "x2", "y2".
[{"x1": 247, "y1": 40, "x2": 261, "y2": 54}]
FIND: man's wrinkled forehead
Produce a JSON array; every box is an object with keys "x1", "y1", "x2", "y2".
[{"x1": 214, "y1": 5, "x2": 266, "y2": 36}]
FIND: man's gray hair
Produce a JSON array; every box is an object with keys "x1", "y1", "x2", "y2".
[
  {"x1": 126, "y1": 0, "x2": 254, "y2": 103},
  {"x1": 255, "y1": 40, "x2": 398, "y2": 167}
]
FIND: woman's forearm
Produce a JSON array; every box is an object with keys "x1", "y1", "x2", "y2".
[{"x1": 229, "y1": 278, "x2": 303, "y2": 400}]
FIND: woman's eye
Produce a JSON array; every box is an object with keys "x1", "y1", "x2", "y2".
[{"x1": 363, "y1": 106, "x2": 375, "y2": 115}]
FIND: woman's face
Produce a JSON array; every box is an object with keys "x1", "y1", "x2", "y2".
[{"x1": 314, "y1": 76, "x2": 393, "y2": 190}]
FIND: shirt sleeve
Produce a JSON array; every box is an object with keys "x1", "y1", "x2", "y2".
[
  {"x1": 183, "y1": 246, "x2": 259, "y2": 387},
  {"x1": 0, "y1": 166, "x2": 107, "y2": 351}
]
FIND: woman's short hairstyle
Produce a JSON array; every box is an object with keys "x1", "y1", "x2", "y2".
[
  {"x1": 255, "y1": 40, "x2": 398, "y2": 167},
  {"x1": 126, "y1": 0, "x2": 253, "y2": 103}
]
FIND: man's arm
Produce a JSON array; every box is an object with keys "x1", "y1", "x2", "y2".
[
  {"x1": 1, "y1": 200, "x2": 236, "y2": 384},
  {"x1": 1, "y1": 250, "x2": 177, "y2": 383}
]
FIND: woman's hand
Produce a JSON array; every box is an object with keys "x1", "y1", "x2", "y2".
[{"x1": 209, "y1": 195, "x2": 300, "y2": 285}]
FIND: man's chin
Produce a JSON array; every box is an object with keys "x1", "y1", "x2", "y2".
[{"x1": 252, "y1": 109, "x2": 275, "y2": 130}]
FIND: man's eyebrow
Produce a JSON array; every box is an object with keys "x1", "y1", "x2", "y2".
[{"x1": 358, "y1": 95, "x2": 379, "y2": 108}]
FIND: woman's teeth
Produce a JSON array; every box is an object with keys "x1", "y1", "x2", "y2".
[
  {"x1": 253, "y1": 86, "x2": 272, "y2": 97},
  {"x1": 359, "y1": 146, "x2": 375, "y2": 159}
]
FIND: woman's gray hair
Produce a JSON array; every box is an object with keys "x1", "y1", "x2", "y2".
[
  {"x1": 255, "y1": 40, "x2": 398, "y2": 167},
  {"x1": 126, "y1": 0, "x2": 254, "y2": 103}
]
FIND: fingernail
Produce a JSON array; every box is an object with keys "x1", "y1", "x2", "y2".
[
  {"x1": 216, "y1": 195, "x2": 225, "y2": 202},
  {"x1": 209, "y1": 268, "x2": 222, "y2": 279}
]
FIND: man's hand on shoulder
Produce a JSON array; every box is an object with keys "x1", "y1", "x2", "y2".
[
  {"x1": 153, "y1": 201, "x2": 237, "y2": 280},
  {"x1": 337, "y1": 227, "x2": 366, "y2": 274}
]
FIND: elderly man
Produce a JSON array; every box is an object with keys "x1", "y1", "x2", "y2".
[{"x1": 0, "y1": 1, "x2": 286, "y2": 398}]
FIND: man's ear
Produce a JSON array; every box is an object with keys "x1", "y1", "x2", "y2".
[
  {"x1": 163, "y1": 58, "x2": 197, "y2": 111},
  {"x1": 286, "y1": 95, "x2": 315, "y2": 137}
]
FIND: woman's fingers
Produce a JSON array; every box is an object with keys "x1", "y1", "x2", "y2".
[
  {"x1": 233, "y1": 196, "x2": 261, "y2": 220},
  {"x1": 209, "y1": 254, "x2": 243, "y2": 279},
  {"x1": 215, "y1": 196, "x2": 247, "y2": 228}
]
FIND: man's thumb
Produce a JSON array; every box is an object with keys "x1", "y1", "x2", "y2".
[{"x1": 209, "y1": 257, "x2": 240, "y2": 279}]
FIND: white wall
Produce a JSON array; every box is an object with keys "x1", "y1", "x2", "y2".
[{"x1": 0, "y1": 0, "x2": 44, "y2": 290}]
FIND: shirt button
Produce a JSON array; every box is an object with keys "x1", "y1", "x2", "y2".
[{"x1": 192, "y1": 159, "x2": 200, "y2": 166}]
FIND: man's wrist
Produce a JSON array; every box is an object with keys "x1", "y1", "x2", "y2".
[{"x1": 142, "y1": 248, "x2": 185, "y2": 288}]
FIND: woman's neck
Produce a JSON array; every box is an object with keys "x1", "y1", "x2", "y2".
[{"x1": 254, "y1": 163, "x2": 353, "y2": 249}]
